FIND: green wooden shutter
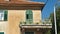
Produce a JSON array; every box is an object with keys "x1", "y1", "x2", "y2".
[
  {"x1": 26, "y1": 10, "x2": 33, "y2": 24},
  {"x1": 0, "y1": 32, "x2": 4, "y2": 34},
  {"x1": 4, "y1": 10, "x2": 8, "y2": 21}
]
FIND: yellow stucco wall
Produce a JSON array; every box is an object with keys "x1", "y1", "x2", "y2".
[
  {"x1": 7, "y1": 10, "x2": 41, "y2": 34},
  {"x1": 0, "y1": 21, "x2": 8, "y2": 34},
  {"x1": 0, "y1": 10, "x2": 41, "y2": 34},
  {"x1": 32, "y1": 10, "x2": 41, "y2": 24},
  {"x1": 8, "y1": 10, "x2": 26, "y2": 34}
]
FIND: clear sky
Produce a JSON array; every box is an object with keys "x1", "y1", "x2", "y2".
[{"x1": 32, "y1": 0, "x2": 57, "y2": 20}]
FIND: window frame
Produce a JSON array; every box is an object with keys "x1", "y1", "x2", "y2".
[{"x1": 26, "y1": 10, "x2": 33, "y2": 23}]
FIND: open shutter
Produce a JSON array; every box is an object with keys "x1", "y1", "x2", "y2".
[
  {"x1": 26, "y1": 10, "x2": 33, "y2": 24},
  {"x1": 4, "y1": 10, "x2": 8, "y2": 21}
]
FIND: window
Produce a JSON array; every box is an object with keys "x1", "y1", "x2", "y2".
[
  {"x1": 0, "y1": 11, "x2": 4, "y2": 21},
  {"x1": 25, "y1": 32, "x2": 34, "y2": 34},
  {"x1": 0, "y1": 32, "x2": 4, "y2": 34},
  {"x1": 26, "y1": 14, "x2": 29, "y2": 19},
  {"x1": 0, "y1": 10, "x2": 8, "y2": 21},
  {"x1": 26, "y1": 14, "x2": 32, "y2": 19},
  {"x1": 26, "y1": 10, "x2": 33, "y2": 23}
]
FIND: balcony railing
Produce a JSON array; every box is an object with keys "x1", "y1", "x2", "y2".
[
  {"x1": 20, "y1": 19, "x2": 52, "y2": 25},
  {"x1": 19, "y1": 21, "x2": 52, "y2": 28},
  {"x1": 20, "y1": 21, "x2": 52, "y2": 25}
]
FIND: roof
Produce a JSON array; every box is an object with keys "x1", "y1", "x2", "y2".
[
  {"x1": 0, "y1": 1, "x2": 45, "y2": 10},
  {"x1": 0, "y1": 0, "x2": 45, "y2": 4}
]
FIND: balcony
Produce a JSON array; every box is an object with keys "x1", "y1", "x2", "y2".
[{"x1": 19, "y1": 21, "x2": 52, "y2": 28}]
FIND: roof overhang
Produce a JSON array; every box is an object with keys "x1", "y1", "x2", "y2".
[{"x1": 0, "y1": 1, "x2": 45, "y2": 10}]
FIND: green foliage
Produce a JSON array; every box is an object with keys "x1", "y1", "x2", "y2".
[
  {"x1": 56, "y1": 7, "x2": 60, "y2": 34},
  {"x1": 45, "y1": 30, "x2": 51, "y2": 34},
  {"x1": 50, "y1": 7, "x2": 60, "y2": 34},
  {"x1": 58, "y1": 31, "x2": 60, "y2": 34}
]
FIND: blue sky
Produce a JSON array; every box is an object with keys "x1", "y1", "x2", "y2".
[{"x1": 32, "y1": 0, "x2": 57, "y2": 20}]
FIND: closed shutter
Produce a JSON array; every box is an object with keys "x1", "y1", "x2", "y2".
[
  {"x1": 4, "y1": 10, "x2": 8, "y2": 21},
  {"x1": 0, "y1": 32, "x2": 4, "y2": 34}
]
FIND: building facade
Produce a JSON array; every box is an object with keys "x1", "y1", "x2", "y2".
[{"x1": 0, "y1": 0, "x2": 52, "y2": 34}]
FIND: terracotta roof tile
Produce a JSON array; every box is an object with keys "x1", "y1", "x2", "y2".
[
  {"x1": 0, "y1": 1, "x2": 45, "y2": 10},
  {"x1": 0, "y1": 1, "x2": 44, "y2": 4}
]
